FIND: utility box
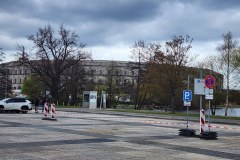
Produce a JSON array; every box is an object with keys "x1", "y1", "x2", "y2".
[{"x1": 82, "y1": 91, "x2": 97, "y2": 109}]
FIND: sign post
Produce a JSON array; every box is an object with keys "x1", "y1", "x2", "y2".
[
  {"x1": 200, "y1": 75, "x2": 218, "y2": 140},
  {"x1": 183, "y1": 90, "x2": 192, "y2": 130},
  {"x1": 204, "y1": 75, "x2": 215, "y2": 132},
  {"x1": 194, "y1": 78, "x2": 205, "y2": 134},
  {"x1": 179, "y1": 75, "x2": 196, "y2": 137}
]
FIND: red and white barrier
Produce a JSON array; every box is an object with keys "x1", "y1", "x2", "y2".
[
  {"x1": 42, "y1": 102, "x2": 57, "y2": 121},
  {"x1": 200, "y1": 109, "x2": 205, "y2": 134},
  {"x1": 51, "y1": 103, "x2": 56, "y2": 119},
  {"x1": 44, "y1": 102, "x2": 48, "y2": 117}
]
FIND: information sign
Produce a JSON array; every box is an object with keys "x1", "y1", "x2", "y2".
[
  {"x1": 205, "y1": 88, "x2": 214, "y2": 100},
  {"x1": 194, "y1": 79, "x2": 205, "y2": 95}
]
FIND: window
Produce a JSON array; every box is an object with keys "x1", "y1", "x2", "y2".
[
  {"x1": 98, "y1": 79, "x2": 102, "y2": 84},
  {"x1": 91, "y1": 69, "x2": 95, "y2": 75},
  {"x1": 6, "y1": 99, "x2": 15, "y2": 103},
  {"x1": 124, "y1": 79, "x2": 127, "y2": 86},
  {"x1": 14, "y1": 98, "x2": 26, "y2": 103},
  {"x1": 19, "y1": 78, "x2": 21, "y2": 83},
  {"x1": 124, "y1": 70, "x2": 127, "y2": 75},
  {"x1": 132, "y1": 71, "x2": 134, "y2": 76},
  {"x1": 83, "y1": 94, "x2": 89, "y2": 102},
  {"x1": 100, "y1": 70, "x2": 103, "y2": 75}
]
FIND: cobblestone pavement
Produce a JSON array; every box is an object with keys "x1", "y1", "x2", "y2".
[{"x1": 0, "y1": 109, "x2": 240, "y2": 160}]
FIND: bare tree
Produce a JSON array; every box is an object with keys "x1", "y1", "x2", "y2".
[
  {"x1": 197, "y1": 55, "x2": 225, "y2": 115},
  {"x1": 0, "y1": 48, "x2": 9, "y2": 98},
  {"x1": 197, "y1": 55, "x2": 219, "y2": 71},
  {"x1": 104, "y1": 61, "x2": 126, "y2": 108},
  {"x1": 60, "y1": 63, "x2": 87, "y2": 105},
  {"x1": 151, "y1": 35, "x2": 194, "y2": 113},
  {"x1": 17, "y1": 25, "x2": 91, "y2": 102},
  {"x1": 130, "y1": 40, "x2": 149, "y2": 110},
  {"x1": 217, "y1": 32, "x2": 238, "y2": 116},
  {"x1": 0, "y1": 48, "x2": 5, "y2": 62},
  {"x1": 104, "y1": 61, "x2": 117, "y2": 108}
]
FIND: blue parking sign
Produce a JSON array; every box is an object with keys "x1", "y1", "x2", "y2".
[{"x1": 183, "y1": 90, "x2": 192, "y2": 102}]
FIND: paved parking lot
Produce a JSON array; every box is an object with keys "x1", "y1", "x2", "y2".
[{"x1": 0, "y1": 109, "x2": 240, "y2": 160}]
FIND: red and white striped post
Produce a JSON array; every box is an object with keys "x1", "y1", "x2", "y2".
[
  {"x1": 51, "y1": 103, "x2": 56, "y2": 119},
  {"x1": 200, "y1": 109, "x2": 205, "y2": 134},
  {"x1": 44, "y1": 102, "x2": 48, "y2": 117}
]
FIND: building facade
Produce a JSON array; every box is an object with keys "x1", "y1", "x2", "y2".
[
  {"x1": 0, "y1": 60, "x2": 139, "y2": 93},
  {"x1": 0, "y1": 60, "x2": 224, "y2": 99}
]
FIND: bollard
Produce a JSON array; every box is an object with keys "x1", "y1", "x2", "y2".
[
  {"x1": 200, "y1": 109, "x2": 218, "y2": 140},
  {"x1": 200, "y1": 109, "x2": 205, "y2": 134},
  {"x1": 44, "y1": 102, "x2": 48, "y2": 117},
  {"x1": 42, "y1": 102, "x2": 57, "y2": 121},
  {"x1": 51, "y1": 103, "x2": 56, "y2": 119}
]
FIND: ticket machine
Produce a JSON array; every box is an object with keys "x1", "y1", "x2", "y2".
[{"x1": 82, "y1": 91, "x2": 97, "y2": 109}]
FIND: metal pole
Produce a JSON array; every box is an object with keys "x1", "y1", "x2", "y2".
[
  {"x1": 187, "y1": 106, "x2": 189, "y2": 130},
  {"x1": 208, "y1": 100, "x2": 211, "y2": 132},
  {"x1": 100, "y1": 91, "x2": 102, "y2": 110},
  {"x1": 186, "y1": 75, "x2": 190, "y2": 130},
  {"x1": 200, "y1": 70, "x2": 203, "y2": 133}
]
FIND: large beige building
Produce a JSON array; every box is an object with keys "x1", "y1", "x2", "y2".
[{"x1": 0, "y1": 60, "x2": 139, "y2": 93}]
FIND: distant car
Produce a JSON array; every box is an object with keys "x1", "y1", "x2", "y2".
[{"x1": 0, "y1": 98, "x2": 32, "y2": 113}]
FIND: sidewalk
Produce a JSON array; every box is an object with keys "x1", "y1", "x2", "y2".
[{"x1": 57, "y1": 108, "x2": 240, "y2": 126}]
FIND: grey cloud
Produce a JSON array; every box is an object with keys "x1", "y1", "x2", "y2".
[
  {"x1": 0, "y1": 0, "x2": 161, "y2": 23},
  {"x1": 195, "y1": 0, "x2": 240, "y2": 10},
  {"x1": 1, "y1": 0, "x2": 240, "y2": 60},
  {"x1": 50, "y1": 0, "x2": 160, "y2": 28}
]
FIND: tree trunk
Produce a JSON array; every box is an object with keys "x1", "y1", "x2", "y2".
[
  {"x1": 138, "y1": 90, "x2": 147, "y2": 110},
  {"x1": 171, "y1": 96, "x2": 176, "y2": 114}
]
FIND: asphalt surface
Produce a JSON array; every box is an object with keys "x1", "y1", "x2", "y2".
[
  {"x1": 0, "y1": 108, "x2": 239, "y2": 160},
  {"x1": 58, "y1": 108, "x2": 240, "y2": 125}
]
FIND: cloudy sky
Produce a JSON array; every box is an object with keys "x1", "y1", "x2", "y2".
[{"x1": 1, "y1": 0, "x2": 240, "y2": 63}]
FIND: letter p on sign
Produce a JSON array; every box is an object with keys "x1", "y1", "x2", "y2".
[{"x1": 183, "y1": 90, "x2": 192, "y2": 102}]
